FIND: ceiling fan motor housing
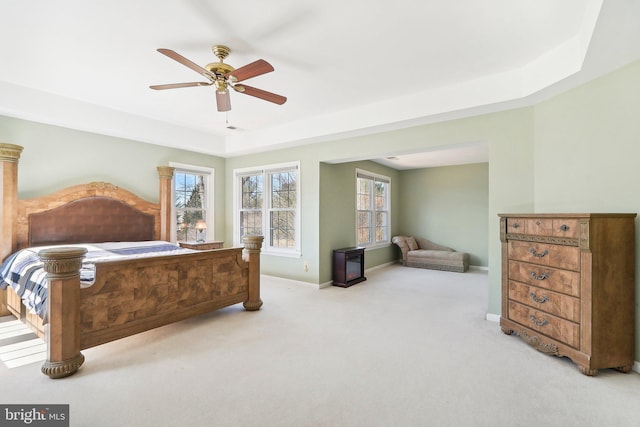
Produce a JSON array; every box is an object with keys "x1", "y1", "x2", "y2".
[
  {"x1": 206, "y1": 61, "x2": 234, "y2": 77},
  {"x1": 206, "y1": 45, "x2": 235, "y2": 78}
]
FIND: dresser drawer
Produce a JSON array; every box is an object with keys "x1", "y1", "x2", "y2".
[
  {"x1": 552, "y1": 219, "x2": 579, "y2": 239},
  {"x1": 508, "y1": 260, "x2": 580, "y2": 297},
  {"x1": 525, "y1": 218, "x2": 553, "y2": 236},
  {"x1": 505, "y1": 217, "x2": 579, "y2": 239},
  {"x1": 508, "y1": 281, "x2": 580, "y2": 322},
  {"x1": 506, "y1": 217, "x2": 525, "y2": 233},
  {"x1": 508, "y1": 301, "x2": 580, "y2": 348},
  {"x1": 508, "y1": 240, "x2": 579, "y2": 271}
]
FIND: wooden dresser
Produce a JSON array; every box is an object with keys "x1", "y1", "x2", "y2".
[{"x1": 498, "y1": 213, "x2": 636, "y2": 376}]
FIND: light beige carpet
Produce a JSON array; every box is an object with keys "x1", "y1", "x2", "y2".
[{"x1": 2, "y1": 265, "x2": 640, "y2": 427}]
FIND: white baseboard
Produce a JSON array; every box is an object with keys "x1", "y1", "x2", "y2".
[
  {"x1": 320, "y1": 261, "x2": 397, "y2": 289},
  {"x1": 486, "y1": 313, "x2": 500, "y2": 322},
  {"x1": 634, "y1": 361, "x2": 640, "y2": 374},
  {"x1": 365, "y1": 260, "x2": 398, "y2": 273}
]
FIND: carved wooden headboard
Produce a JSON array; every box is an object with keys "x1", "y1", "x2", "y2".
[
  {"x1": 17, "y1": 182, "x2": 161, "y2": 249},
  {"x1": 0, "y1": 143, "x2": 175, "y2": 256},
  {"x1": 28, "y1": 196, "x2": 156, "y2": 247}
]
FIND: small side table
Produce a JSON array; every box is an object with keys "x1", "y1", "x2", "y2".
[{"x1": 179, "y1": 241, "x2": 224, "y2": 250}]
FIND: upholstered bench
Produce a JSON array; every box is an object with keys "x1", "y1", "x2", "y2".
[{"x1": 392, "y1": 235, "x2": 469, "y2": 273}]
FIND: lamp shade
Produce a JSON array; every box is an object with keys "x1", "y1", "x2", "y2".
[{"x1": 195, "y1": 219, "x2": 207, "y2": 231}]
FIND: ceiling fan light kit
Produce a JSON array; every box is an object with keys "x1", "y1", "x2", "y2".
[{"x1": 150, "y1": 45, "x2": 287, "y2": 112}]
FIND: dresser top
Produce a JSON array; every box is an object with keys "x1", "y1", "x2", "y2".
[{"x1": 498, "y1": 213, "x2": 636, "y2": 218}]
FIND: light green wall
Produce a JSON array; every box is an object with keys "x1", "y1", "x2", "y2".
[
  {"x1": 224, "y1": 145, "x2": 321, "y2": 282},
  {"x1": 318, "y1": 161, "x2": 401, "y2": 284},
  {"x1": 533, "y1": 61, "x2": 640, "y2": 212},
  {"x1": 532, "y1": 60, "x2": 640, "y2": 358},
  {"x1": 398, "y1": 163, "x2": 489, "y2": 266},
  {"x1": 311, "y1": 109, "x2": 534, "y2": 316},
  {"x1": 1, "y1": 100, "x2": 536, "y2": 319},
  {"x1": 0, "y1": 116, "x2": 228, "y2": 241},
  {"x1": 226, "y1": 109, "x2": 534, "y2": 309}
]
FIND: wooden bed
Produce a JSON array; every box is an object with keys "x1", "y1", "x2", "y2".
[{"x1": 0, "y1": 143, "x2": 263, "y2": 378}]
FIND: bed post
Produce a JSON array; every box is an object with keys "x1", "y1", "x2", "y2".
[
  {"x1": 157, "y1": 166, "x2": 174, "y2": 241},
  {"x1": 0, "y1": 143, "x2": 23, "y2": 316},
  {"x1": 242, "y1": 235, "x2": 264, "y2": 311},
  {"x1": 39, "y1": 247, "x2": 87, "y2": 379}
]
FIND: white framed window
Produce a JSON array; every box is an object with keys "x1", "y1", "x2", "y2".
[
  {"x1": 356, "y1": 169, "x2": 390, "y2": 247},
  {"x1": 234, "y1": 162, "x2": 300, "y2": 256},
  {"x1": 170, "y1": 162, "x2": 214, "y2": 243}
]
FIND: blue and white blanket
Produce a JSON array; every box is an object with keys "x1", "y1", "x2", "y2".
[{"x1": 0, "y1": 241, "x2": 195, "y2": 320}]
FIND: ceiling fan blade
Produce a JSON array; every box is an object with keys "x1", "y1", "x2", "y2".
[
  {"x1": 226, "y1": 59, "x2": 274, "y2": 82},
  {"x1": 150, "y1": 82, "x2": 212, "y2": 90},
  {"x1": 157, "y1": 48, "x2": 215, "y2": 80},
  {"x1": 234, "y1": 84, "x2": 287, "y2": 105},
  {"x1": 216, "y1": 90, "x2": 231, "y2": 112}
]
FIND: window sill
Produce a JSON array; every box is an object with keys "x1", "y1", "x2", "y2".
[{"x1": 262, "y1": 249, "x2": 302, "y2": 258}]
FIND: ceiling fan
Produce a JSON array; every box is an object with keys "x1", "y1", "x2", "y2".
[{"x1": 150, "y1": 45, "x2": 287, "y2": 112}]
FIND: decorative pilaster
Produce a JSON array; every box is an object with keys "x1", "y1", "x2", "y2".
[
  {"x1": 0, "y1": 143, "x2": 23, "y2": 316},
  {"x1": 39, "y1": 247, "x2": 87, "y2": 379},
  {"x1": 242, "y1": 235, "x2": 264, "y2": 311},
  {"x1": 157, "y1": 166, "x2": 175, "y2": 241},
  {"x1": 0, "y1": 143, "x2": 23, "y2": 259}
]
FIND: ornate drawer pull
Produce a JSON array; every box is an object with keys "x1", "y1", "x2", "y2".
[
  {"x1": 530, "y1": 271, "x2": 548, "y2": 280},
  {"x1": 560, "y1": 224, "x2": 570, "y2": 231},
  {"x1": 528, "y1": 248, "x2": 548, "y2": 258},
  {"x1": 529, "y1": 315, "x2": 549, "y2": 327},
  {"x1": 511, "y1": 223, "x2": 520, "y2": 229},
  {"x1": 529, "y1": 292, "x2": 549, "y2": 304}
]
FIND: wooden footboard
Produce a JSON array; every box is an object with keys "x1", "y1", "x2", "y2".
[{"x1": 38, "y1": 235, "x2": 263, "y2": 379}]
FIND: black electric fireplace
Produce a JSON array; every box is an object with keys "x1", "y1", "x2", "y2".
[{"x1": 332, "y1": 247, "x2": 366, "y2": 287}]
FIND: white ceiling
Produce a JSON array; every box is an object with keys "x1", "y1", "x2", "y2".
[
  {"x1": 371, "y1": 141, "x2": 489, "y2": 170},
  {"x1": 1, "y1": 1, "x2": 640, "y2": 169}
]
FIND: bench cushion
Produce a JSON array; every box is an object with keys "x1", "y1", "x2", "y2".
[{"x1": 407, "y1": 249, "x2": 469, "y2": 272}]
